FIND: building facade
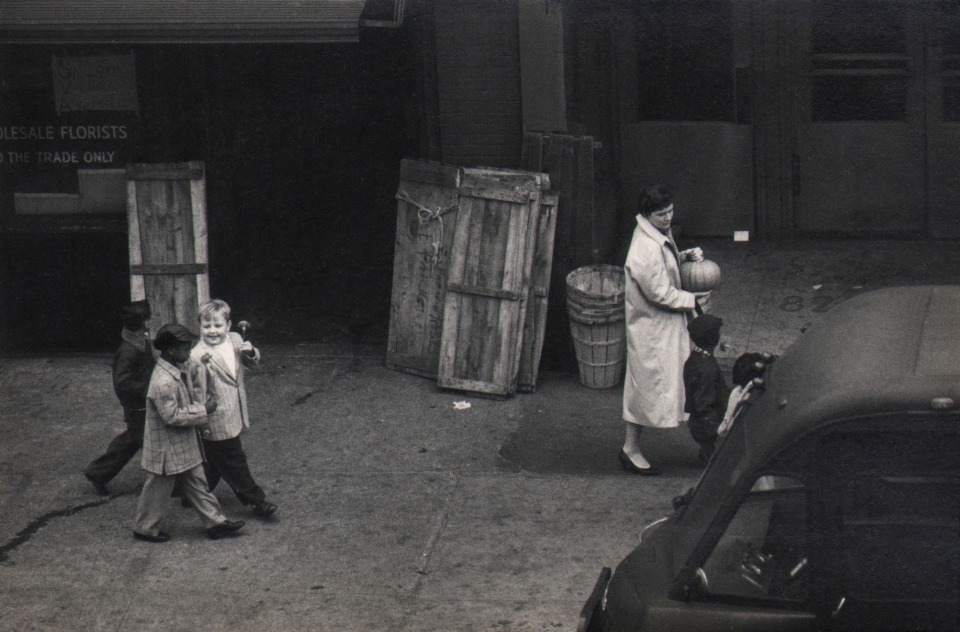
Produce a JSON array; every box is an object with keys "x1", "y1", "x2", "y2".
[{"x1": 0, "y1": 0, "x2": 955, "y2": 350}]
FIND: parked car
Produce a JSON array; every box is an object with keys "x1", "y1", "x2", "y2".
[{"x1": 580, "y1": 285, "x2": 959, "y2": 632}]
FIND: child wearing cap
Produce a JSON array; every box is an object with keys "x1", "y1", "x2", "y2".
[
  {"x1": 132, "y1": 323, "x2": 244, "y2": 542},
  {"x1": 683, "y1": 313, "x2": 730, "y2": 463},
  {"x1": 190, "y1": 299, "x2": 276, "y2": 519},
  {"x1": 84, "y1": 300, "x2": 156, "y2": 496}
]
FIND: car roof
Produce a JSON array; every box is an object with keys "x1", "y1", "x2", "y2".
[{"x1": 743, "y1": 285, "x2": 960, "y2": 461}]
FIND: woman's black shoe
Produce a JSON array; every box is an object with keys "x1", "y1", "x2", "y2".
[{"x1": 619, "y1": 450, "x2": 662, "y2": 476}]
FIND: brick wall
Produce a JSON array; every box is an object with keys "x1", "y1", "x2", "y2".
[{"x1": 434, "y1": 0, "x2": 522, "y2": 168}]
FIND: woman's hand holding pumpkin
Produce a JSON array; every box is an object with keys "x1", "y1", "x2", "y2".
[{"x1": 680, "y1": 247, "x2": 704, "y2": 262}]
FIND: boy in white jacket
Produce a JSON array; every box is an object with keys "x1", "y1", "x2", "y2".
[{"x1": 191, "y1": 299, "x2": 277, "y2": 519}]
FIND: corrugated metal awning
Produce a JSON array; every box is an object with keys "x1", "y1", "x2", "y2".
[{"x1": 0, "y1": 0, "x2": 376, "y2": 44}]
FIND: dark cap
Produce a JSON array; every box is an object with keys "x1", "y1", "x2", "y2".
[
  {"x1": 120, "y1": 300, "x2": 151, "y2": 319},
  {"x1": 687, "y1": 313, "x2": 723, "y2": 347},
  {"x1": 153, "y1": 323, "x2": 198, "y2": 351}
]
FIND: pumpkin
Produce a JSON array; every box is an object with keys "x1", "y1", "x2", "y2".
[{"x1": 680, "y1": 259, "x2": 721, "y2": 292}]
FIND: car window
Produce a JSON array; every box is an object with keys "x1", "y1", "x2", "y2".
[
  {"x1": 839, "y1": 474, "x2": 959, "y2": 602},
  {"x1": 697, "y1": 476, "x2": 809, "y2": 603},
  {"x1": 816, "y1": 427, "x2": 960, "y2": 627}
]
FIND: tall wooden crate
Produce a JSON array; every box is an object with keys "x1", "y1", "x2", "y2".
[
  {"x1": 386, "y1": 159, "x2": 462, "y2": 378},
  {"x1": 126, "y1": 161, "x2": 209, "y2": 339},
  {"x1": 437, "y1": 169, "x2": 543, "y2": 398}
]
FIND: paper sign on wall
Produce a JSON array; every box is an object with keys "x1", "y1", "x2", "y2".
[{"x1": 52, "y1": 54, "x2": 139, "y2": 115}]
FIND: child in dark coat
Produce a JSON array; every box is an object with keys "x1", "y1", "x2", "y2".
[
  {"x1": 683, "y1": 313, "x2": 729, "y2": 463},
  {"x1": 84, "y1": 300, "x2": 156, "y2": 495}
]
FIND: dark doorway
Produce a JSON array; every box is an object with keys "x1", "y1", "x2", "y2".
[{"x1": 149, "y1": 38, "x2": 420, "y2": 345}]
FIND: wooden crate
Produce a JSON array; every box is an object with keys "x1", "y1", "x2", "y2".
[
  {"x1": 386, "y1": 159, "x2": 462, "y2": 378},
  {"x1": 466, "y1": 167, "x2": 556, "y2": 392},
  {"x1": 126, "y1": 161, "x2": 209, "y2": 339},
  {"x1": 437, "y1": 168, "x2": 543, "y2": 398}
]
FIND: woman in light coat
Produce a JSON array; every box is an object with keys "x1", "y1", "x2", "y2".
[{"x1": 621, "y1": 184, "x2": 703, "y2": 475}]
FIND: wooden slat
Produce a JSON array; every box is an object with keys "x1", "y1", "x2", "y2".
[
  {"x1": 433, "y1": 377, "x2": 510, "y2": 400},
  {"x1": 517, "y1": 191, "x2": 558, "y2": 392},
  {"x1": 385, "y1": 159, "x2": 462, "y2": 378},
  {"x1": 457, "y1": 183, "x2": 536, "y2": 204},
  {"x1": 445, "y1": 282, "x2": 522, "y2": 301},
  {"x1": 130, "y1": 263, "x2": 207, "y2": 275},
  {"x1": 485, "y1": 199, "x2": 519, "y2": 390},
  {"x1": 126, "y1": 176, "x2": 145, "y2": 301},
  {"x1": 467, "y1": 166, "x2": 551, "y2": 191},
  {"x1": 189, "y1": 160, "x2": 210, "y2": 305},
  {"x1": 127, "y1": 165, "x2": 204, "y2": 181}
]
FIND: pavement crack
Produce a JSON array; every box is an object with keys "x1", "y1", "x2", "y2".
[
  {"x1": 416, "y1": 473, "x2": 460, "y2": 576},
  {"x1": 293, "y1": 391, "x2": 316, "y2": 405},
  {"x1": 0, "y1": 492, "x2": 133, "y2": 563}
]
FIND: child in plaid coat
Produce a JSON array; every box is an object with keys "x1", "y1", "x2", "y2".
[{"x1": 131, "y1": 324, "x2": 244, "y2": 543}]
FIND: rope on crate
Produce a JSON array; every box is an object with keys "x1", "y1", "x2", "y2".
[{"x1": 396, "y1": 188, "x2": 459, "y2": 267}]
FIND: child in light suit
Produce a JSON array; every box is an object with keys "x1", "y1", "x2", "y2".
[
  {"x1": 132, "y1": 323, "x2": 244, "y2": 542},
  {"x1": 191, "y1": 299, "x2": 277, "y2": 519}
]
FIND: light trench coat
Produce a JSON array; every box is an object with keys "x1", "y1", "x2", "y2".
[{"x1": 622, "y1": 213, "x2": 697, "y2": 428}]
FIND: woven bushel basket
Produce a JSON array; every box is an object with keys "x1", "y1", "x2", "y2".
[{"x1": 565, "y1": 265, "x2": 626, "y2": 389}]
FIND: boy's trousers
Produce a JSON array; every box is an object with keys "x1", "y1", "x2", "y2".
[
  {"x1": 84, "y1": 408, "x2": 145, "y2": 485},
  {"x1": 202, "y1": 436, "x2": 266, "y2": 505},
  {"x1": 133, "y1": 464, "x2": 226, "y2": 537}
]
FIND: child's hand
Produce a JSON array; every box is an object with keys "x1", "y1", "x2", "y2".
[
  {"x1": 239, "y1": 341, "x2": 255, "y2": 356},
  {"x1": 205, "y1": 400, "x2": 218, "y2": 415}
]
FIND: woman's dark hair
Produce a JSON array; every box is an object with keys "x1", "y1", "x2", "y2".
[
  {"x1": 639, "y1": 184, "x2": 672, "y2": 217},
  {"x1": 732, "y1": 352, "x2": 767, "y2": 387}
]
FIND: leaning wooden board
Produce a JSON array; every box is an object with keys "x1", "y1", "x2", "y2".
[
  {"x1": 126, "y1": 160, "x2": 209, "y2": 339},
  {"x1": 437, "y1": 169, "x2": 543, "y2": 398},
  {"x1": 517, "y1": 190, "x2": 558, "y2": 392},
  {"x1": 386, "y1": 159, "x2": 462, "y2": 378}
]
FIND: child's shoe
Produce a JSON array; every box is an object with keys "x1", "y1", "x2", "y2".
[
  {"x1": 252, "y1": 500, "x2": 277, "y2": 518},
  {"x1": 84, "y1": 472, "x2": 109, "y2": 496},
  {"x1": 207, "y1": 519, "x2": 245, "y2": 540}
]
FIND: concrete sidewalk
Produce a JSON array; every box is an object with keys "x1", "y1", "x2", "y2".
[{"x1": 0, "y1": 239, "x2": 957, "y2": 631}]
